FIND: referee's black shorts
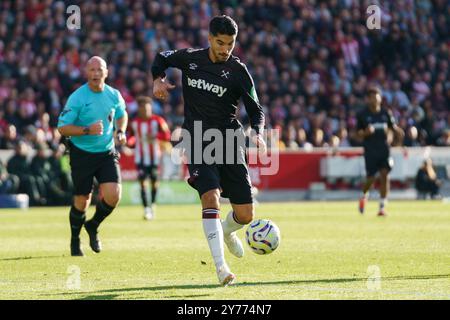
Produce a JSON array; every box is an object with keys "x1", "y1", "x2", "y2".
[{"x1": 68, "y1": 141, "x2": 121, "y2": 195}]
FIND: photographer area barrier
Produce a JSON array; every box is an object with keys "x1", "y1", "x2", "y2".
[
  {"x1": 119, "y1": 147, "x2": 450, "y2": 191},
  {"x1": 0, "y1": 147, "x2": 447, "y2": 207}
]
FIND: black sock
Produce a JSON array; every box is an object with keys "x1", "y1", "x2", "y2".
[
  {"x1": 70, "y1": 205, "x2": 86, "y2": 239},
  {"x1": 151, "y1": 187, "x2": 157, "y2": 205},
  {"x1": 90, "y1": 199, "x2": 115, "y2": 228},
  {"x1": 141, "y1": 187, "x2": 148, "y2": 208}
]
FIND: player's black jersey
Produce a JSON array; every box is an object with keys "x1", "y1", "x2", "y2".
[
  {"x1": 356, "y1": 107, "x2": 396, "y2": 152},
  {"x1": 151, "y1": 48, "x2": 264, "y2": 134}
]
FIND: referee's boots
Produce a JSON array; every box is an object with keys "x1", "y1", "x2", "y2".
[
  {"x1": 84, "y1": 220, "x2": 102, "y2": 253},
  {"x1": 70, "y1": 237, "x2": 85, "y2": 257}
]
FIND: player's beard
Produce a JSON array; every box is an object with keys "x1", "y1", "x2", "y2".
[
  {"x1": 214, "y1": 50, "x2": 229, "y2": 62},
  {"x1": 218, "y1": 53, "x2": 229, "y2": 61}
]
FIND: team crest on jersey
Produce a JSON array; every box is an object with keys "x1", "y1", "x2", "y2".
[
  {"x1": 160, "y1": 50, "x2": 175, "y2": 57},
  {"x1": 221, "y1": 69, "x2": 230, "y2": 79},
  {"x1": 189, "y1": 63, "x2": 198, "y2": 70}
]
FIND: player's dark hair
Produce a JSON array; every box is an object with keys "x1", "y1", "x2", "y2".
[
  {"x1": 209, "y1": 15, "x2": 238, "y2": 36},
  {"x1": 136, "y1": 96, "x2": 152, "y2": 106}
]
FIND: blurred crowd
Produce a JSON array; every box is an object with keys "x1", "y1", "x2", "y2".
[
  {"x1": 0, "y1": 0, "x2": 449, "y2": 200},
  {"x1": 0, "y1": 140, "x2": 72, "y2": 205}
]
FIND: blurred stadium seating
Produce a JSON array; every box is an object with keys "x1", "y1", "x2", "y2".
[{"x1": 0, "y1": 0, "x2": 449, "y2": 205}]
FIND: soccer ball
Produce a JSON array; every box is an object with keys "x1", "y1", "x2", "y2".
[{"x1": 245, "y1": 219, "x2": 280, "y2": 255}]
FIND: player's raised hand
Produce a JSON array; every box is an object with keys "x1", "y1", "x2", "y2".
[
  {"x1": 153, "y1": 77, "x2": 175, "y2": 101},
  {"x1": 89, "y1": 120, "x2": 103, "y2": 135}
]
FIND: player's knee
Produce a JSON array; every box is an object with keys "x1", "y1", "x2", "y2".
[
  {"x1": 239, "y1": 216, "x2": 253, "y2": 225},
  {"x1": 101, "y1": 187, "x2": 120, "y2": 207},
  {"x1": 235, "y1": 205, "x2": 254, "y2": 224},
  {"x1": 104, "y1": 192, "x2": 121, "y2": 207},
  {"x1": 240, "y1": 210, "x2": 254, "y2": 224},
  {"x1": 74, "y1": 194, "x2": 91, "y2": 211},
  {"x1": 201, "y1": 189, "x2": 220, "y2": 208}
]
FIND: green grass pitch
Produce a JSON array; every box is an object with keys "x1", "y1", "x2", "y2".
[{"x1": 0, "y1": 201, "x2": 449, "y2": 300}]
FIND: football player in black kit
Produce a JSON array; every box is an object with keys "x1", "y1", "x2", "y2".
[
  {"x1": 151, "y1": 15, "x2": 266, "y2": 286},
  {"x1": 357, "y1": 86, "x2": 404, "y2": 217}
]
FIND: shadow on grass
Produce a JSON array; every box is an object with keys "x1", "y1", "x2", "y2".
[
  {"x1": 71, "y1": 293, "x2": 210, "y2": 300},
  {"x1": 78, "y1": 294, "x2": 120, "y2": 300},
  {"x1": 0, "y1": 255, "x2": 64, "y2": 261},
  {"x1": 52, "y1": 273, "x2": 450, "y2": 300},
  {"x1": 164, "y1": 294, "x2": 211, "y2": 299}
]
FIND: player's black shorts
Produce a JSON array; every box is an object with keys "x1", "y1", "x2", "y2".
[
  {"x1": 364, "y1": 149, "x2": 393, "y2": 177},
  {"x1": 136, "y1": 163, "x2": 159, "y2": 181},
  {"x1": 68, "y1": 141, "x2": 121, "y2": 195},
  {"x1": 187, "y1": 163, "x2": 253, "y2": 204},
  {"x1": 181, "y1": 125, "x2": 253, "y2": 204}
]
